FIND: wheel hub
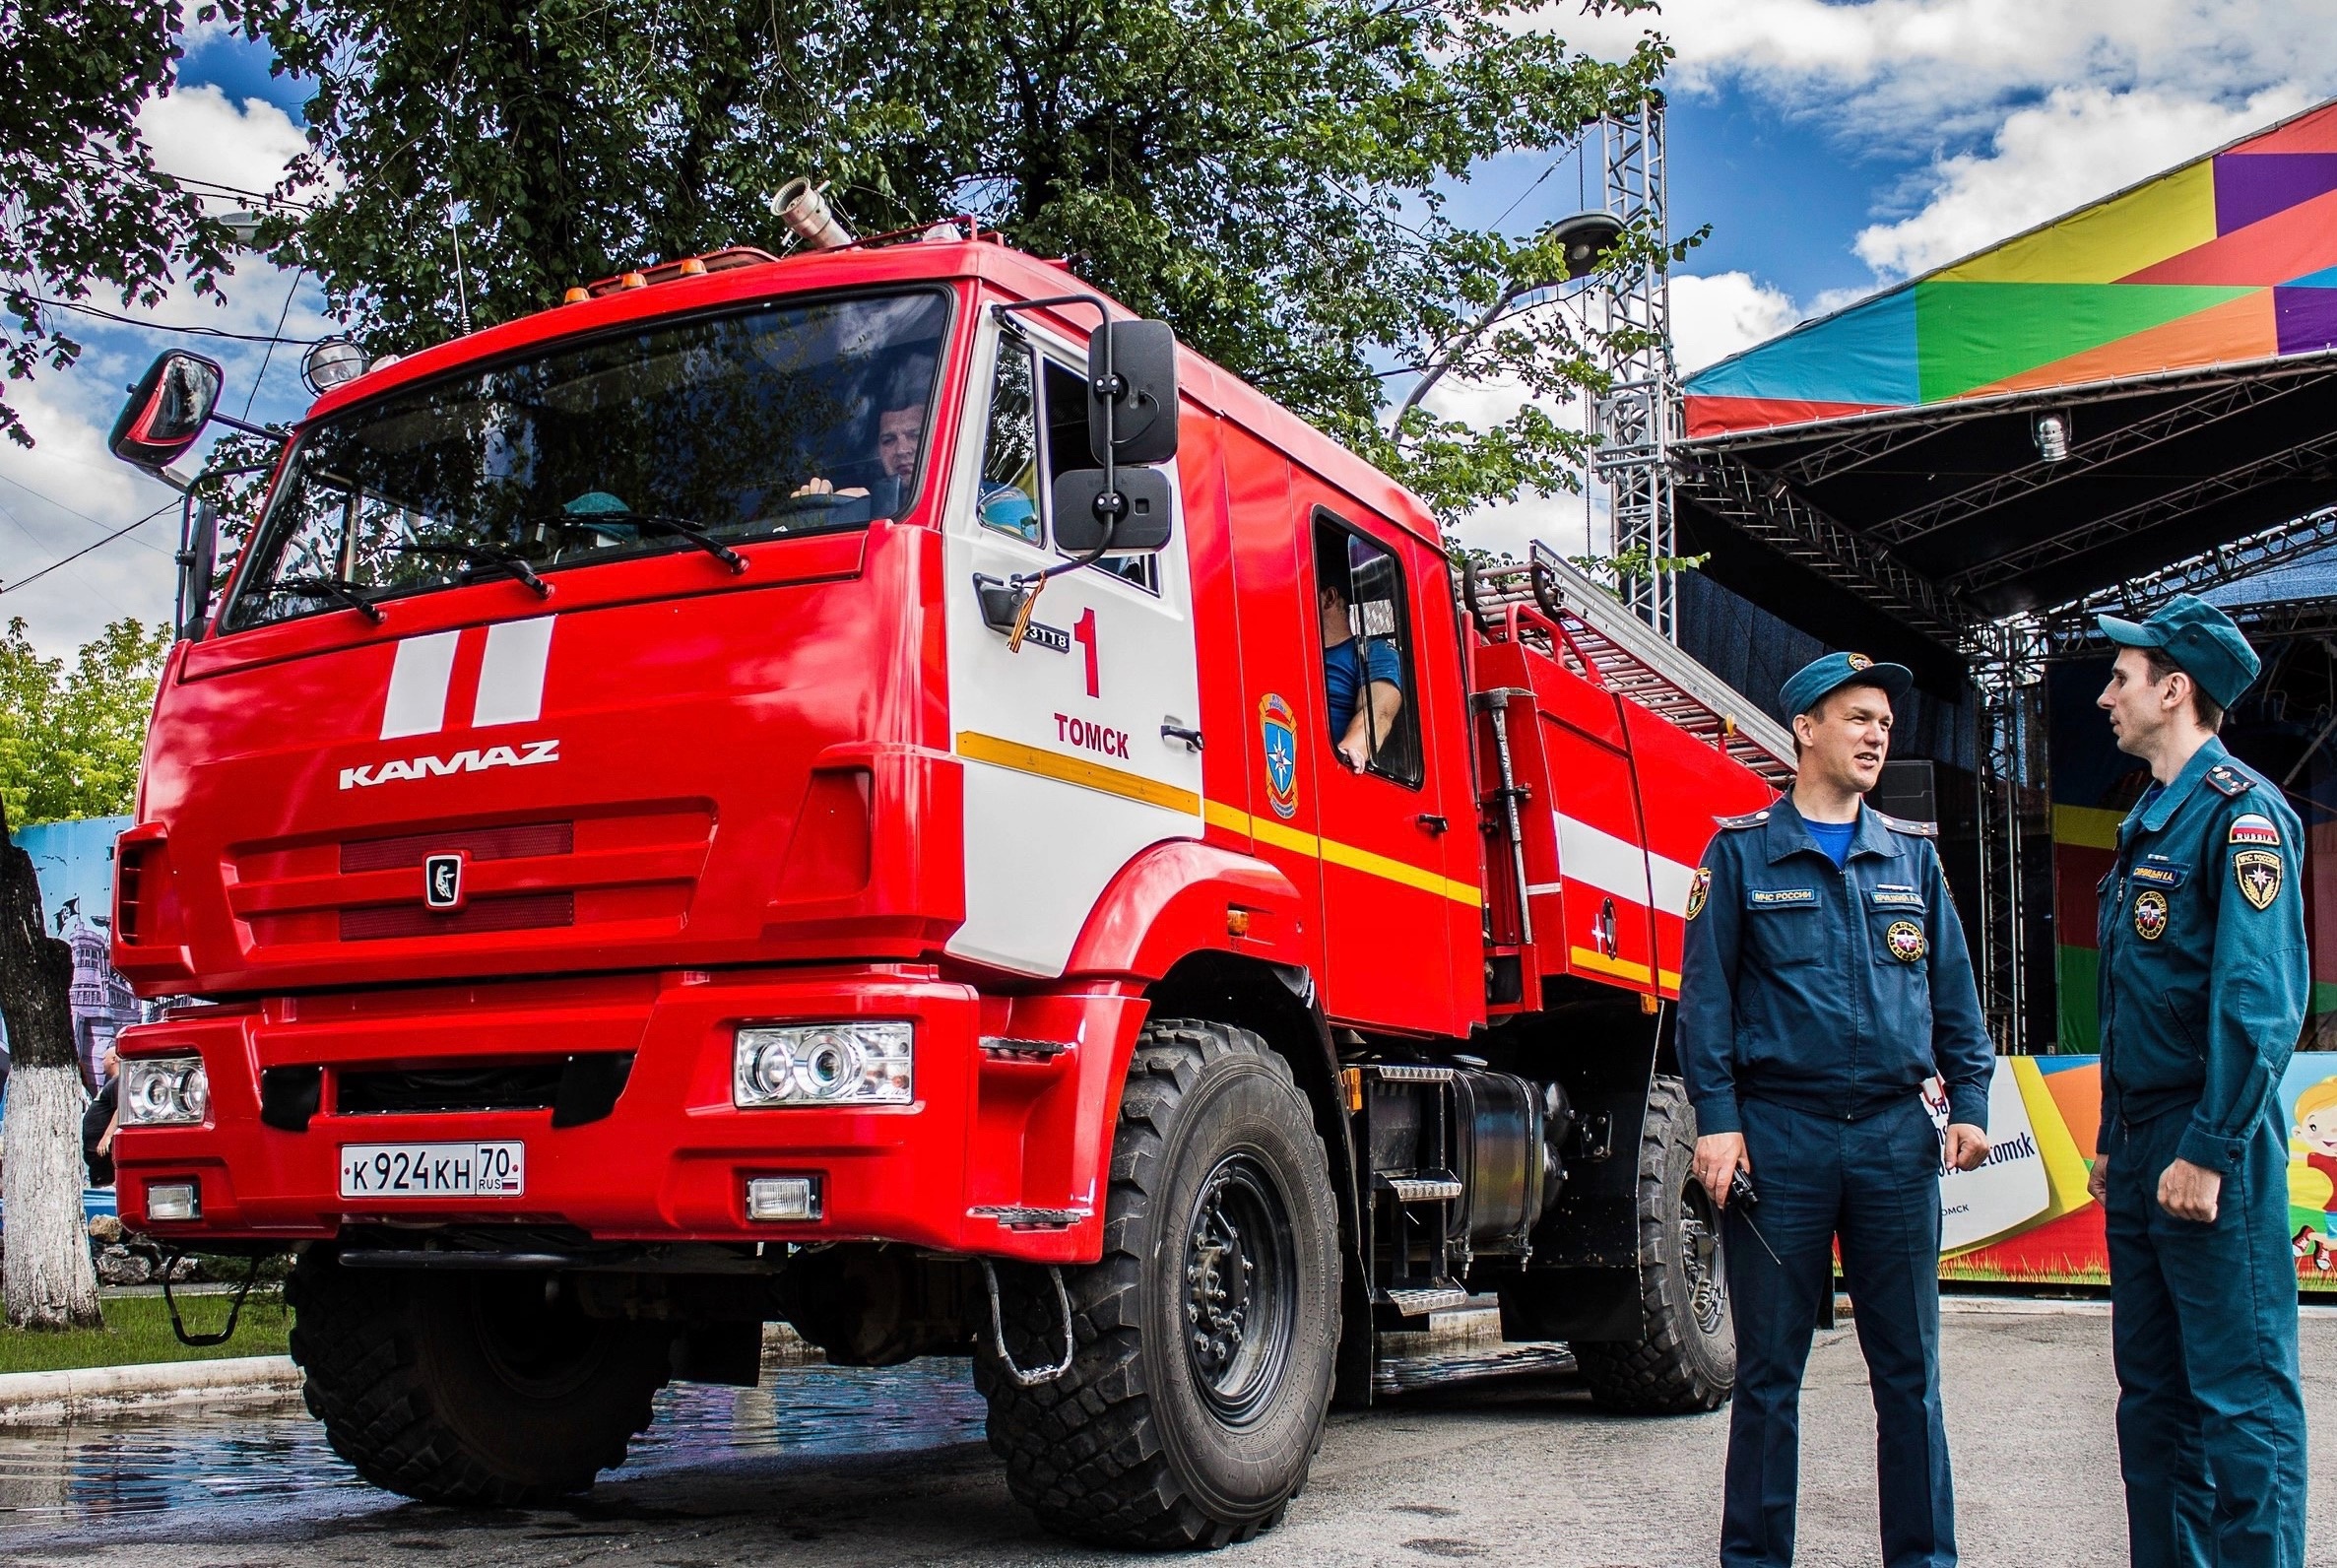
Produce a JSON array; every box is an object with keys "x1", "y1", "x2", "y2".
[
  {"x1": 1180, "y1": 1154, "x2": 1297, "y2": 1424},
  {"x1": 1680, "y1": 1186, "x2": 1727, "y2": 1336}
]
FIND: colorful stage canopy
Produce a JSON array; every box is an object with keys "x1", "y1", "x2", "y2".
[{"x1": 1685, "y1": 99, "x2": 2337, "y2": 440}]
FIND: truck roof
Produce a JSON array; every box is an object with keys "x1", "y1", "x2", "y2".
[{"x1": 303, "y1": 235, "x2": 1451, "y2": 555}]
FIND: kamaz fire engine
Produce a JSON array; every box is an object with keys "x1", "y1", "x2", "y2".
[{"x1": 102, "y1": 211, "x2": 1793, "y2": 1547}]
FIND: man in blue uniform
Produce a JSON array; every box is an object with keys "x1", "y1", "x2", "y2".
[
  {"x1": 1679, "y1": 652, "x2": 1994, "y2": 1568},
  {"x1": 2088, "y1": 594, "x2": 2308, "y2": 1568}
]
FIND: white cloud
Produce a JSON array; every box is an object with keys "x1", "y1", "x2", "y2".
[
  {"x1": 137, "y1": 84, "x2": 310, "y2": 205},
  {"x1": 1558, "y1": 0, "x2": 2337, "y2": 143},
  {"x1": 1669, "y1": 272, "x2": 1804, "y2": 373},
  {"x1": 0, "y1": 92, "x2": 332, "y2": 657},
  {"x1": 1852, "y1": 83, "x2": 2312, "y2": 278}
]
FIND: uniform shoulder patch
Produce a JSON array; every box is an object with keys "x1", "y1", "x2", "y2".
[
  {"x1": 2205, "y1": 763, "x2": 2254, "y2": 798},
  {"x1": 1716, "y1": 809, "x2": 1771, "y2": 830},
  {"x1": 1871, "y1": 810, "x2": 1938, "y2": 838},
  {"x1": 2229, "y1": 812, "x2": 2281, "y2": 848}
]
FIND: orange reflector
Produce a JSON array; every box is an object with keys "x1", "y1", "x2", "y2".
[
  {"x1": 678, "y1": 257, "x2": 708, "y2": 276},
  {"x1": 1225, "y1": 908, "x2": 1251, "y2": 938},
  {"x1": 1340, "y1": 1067, "x2": 1364, "y2": 1113},
  {"x1": 619, "y1": 271, "x2": 647, "y2": 290},
  {"x1": 562, "y1": 287, "x2": 590, "y2": 304}
]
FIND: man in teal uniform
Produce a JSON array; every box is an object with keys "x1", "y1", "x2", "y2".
[
  {"x1": 2090, "y1": 593, "x2": 2309, "y2": 1568},
  {"x1": 1679, "y1": 652, "x2": 1994, "y2": 1568}
]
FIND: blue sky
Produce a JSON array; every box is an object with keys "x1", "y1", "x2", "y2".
[{"x1": 6, "y1": 0, "x2": 2336, "y2": 651}]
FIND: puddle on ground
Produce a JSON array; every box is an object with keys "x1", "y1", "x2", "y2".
[{"x1": 0, "y1": 1360, "x2": 990, "y2": 1534}]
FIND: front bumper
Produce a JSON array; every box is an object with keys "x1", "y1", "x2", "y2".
[{"x1": 112, "y1": 965, "x2": 1142, "y2": 1264}]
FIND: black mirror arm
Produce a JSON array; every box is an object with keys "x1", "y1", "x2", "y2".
[{"x1": 987, "y1": 294, "x2": 1125, "y2": 588}]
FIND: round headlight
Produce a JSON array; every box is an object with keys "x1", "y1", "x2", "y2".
[
  {"x1": 796, "y1": 1030, "x2": 862, "y2": 1100},
  {"x1": 180, "y1": 1065, "x2": 210, "y2": 1120},
  {"x1": 132, "y1": 1071, "x2": 178, "y2": 1120},
  {"x1": 747, "y1": 1040, "x2": 796, "y2": 1100}
]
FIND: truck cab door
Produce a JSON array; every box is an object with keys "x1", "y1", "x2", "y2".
[
  {"x1": 941, "y1": 314, "x2": 1204, "y2": 976},
  {"x1": 1300, "y1": 504, "x2": 1475, "y2": 1036}
]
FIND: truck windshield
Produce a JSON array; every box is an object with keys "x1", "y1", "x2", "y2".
[{"x1": 223, "y1": 289, "x2": 951, "y2": 631}]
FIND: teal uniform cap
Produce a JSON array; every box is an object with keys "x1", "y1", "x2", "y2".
[
  {"x1": 2096, "y1": 592, "x2": 2261, "y2": 710},
  {"x1": 1779, "y1": 651, "x2": 1914, "y2": 720}
]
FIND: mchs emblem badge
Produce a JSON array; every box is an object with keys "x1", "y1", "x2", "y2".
[
  {"x1": 1260, "y1": 694, "x2": 1300, "y2": 820},
  {"x1": 2133, "y1": 889, "x2": 2168, "y2": 941},
  {"x1": 1685, "y1": 867, "x2": 1711, "y2": 922},
  {"x1": 2235, "y1": 848, "x2": 2284, "y2": 911},
  {"x1": 1884, "y1": 919, "x2": 1925, "y2": 963}
]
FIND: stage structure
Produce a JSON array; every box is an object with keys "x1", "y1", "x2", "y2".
[
  {"x1": 1655, "y1": 98, "x2": 2337, "y2": 1050},
  {"x1": 1589, "y1": 98, "x2": 1682, "y2": 640}
]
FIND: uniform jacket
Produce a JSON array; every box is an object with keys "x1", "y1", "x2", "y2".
[
  {"x1": 2096, "y1": 736, "x2": 2307, "y2": 1173},
  {"x1": 1678, "y1": 796, "x2": 1994, "y2": 1137}
]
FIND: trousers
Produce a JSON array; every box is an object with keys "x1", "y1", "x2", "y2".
[
  {"x1": 1721, "y1": 1093, "x2": 1955, "y2": 1568},
  {"x1": 2106, "y1": 1102, "x2": 2306, "y2": 1567}
]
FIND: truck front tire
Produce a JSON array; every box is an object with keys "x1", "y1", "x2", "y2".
[
  {"x1": 288, "y1": 1247, "x2": 673, "y2": 1505},
  {"x1": 977, "y1": 1018, "x2": 1340, "y2": 1548},
  {"x1": 1572, "y1": 1076, "x2": 1735, "y2": 1413}
]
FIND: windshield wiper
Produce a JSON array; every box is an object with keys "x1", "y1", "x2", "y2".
[
  {"x1": 268, "y1": 576, "x2": 386, "y2": 622},
  {"x1": 549, "y1": 509, "x2": 747, "y2": 574},
  {"x1": 389, "y1": 540, "x2": 552, "y2": 598}
]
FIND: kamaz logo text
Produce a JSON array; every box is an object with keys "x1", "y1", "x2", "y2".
[{"x1": 339, "y1": 739, "x2": 561, "y2": 790}]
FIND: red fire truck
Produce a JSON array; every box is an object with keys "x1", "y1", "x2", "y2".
[{"x1": 103, "y1": 221, "x2": 1792, "y2": 1546}]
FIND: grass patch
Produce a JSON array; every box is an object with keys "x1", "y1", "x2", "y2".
[{"x1": 0, "y1": 1290, "x2": 290, "y2": 1374}]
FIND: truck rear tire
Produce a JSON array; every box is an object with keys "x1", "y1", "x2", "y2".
[
  {"x1": 977, "y1": 1019, "x2": 1340, "y2": 1548},
  {"x1": 1573, "y1": 1076, "x2": 1735, "y2": 1413},
  {"x1": 287, "y1": 1247, "x2": 673, "y2": 1505}
]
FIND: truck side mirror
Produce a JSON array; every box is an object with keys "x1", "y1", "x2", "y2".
[
  {"x1": 1086, "y1": 320, "x2": 1178, "y2": 467},
  {"x1": 1053, "y1": 465, "x2": 1173, "y2": 555},
  {"x1": 109, "y1": 351, "x2": 224, "y2": 473}
]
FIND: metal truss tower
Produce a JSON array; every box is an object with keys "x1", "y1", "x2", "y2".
[{"x1": 1590, "y1": 98, "x2": 1681, "y2": 641}]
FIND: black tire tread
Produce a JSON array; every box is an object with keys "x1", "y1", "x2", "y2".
[
  {"x1": 975, "y1": 1018, "x2": 1330, "y2": 1550},
  {"x1": 286, "y1": 1248, "x2": 665, "y2": 1506},
  {"x1": 1573, "y1": 1076, "x2": 1733, "y2": 1414}
]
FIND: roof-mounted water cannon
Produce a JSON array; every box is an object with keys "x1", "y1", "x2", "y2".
[{"x1": 769, "y1": 177, "x2": 856, "y2": 251}]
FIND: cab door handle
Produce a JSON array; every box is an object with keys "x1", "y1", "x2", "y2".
[{"x1": 1416, "y1": 814, "x2": 1449, "y2": 835}]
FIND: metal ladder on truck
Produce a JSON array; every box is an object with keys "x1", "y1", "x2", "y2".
[{"x1": 1461, "y1": 540, "x2": 1795, "y2": 786}]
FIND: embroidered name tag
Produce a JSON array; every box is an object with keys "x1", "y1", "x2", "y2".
[
  {"x1": 1749, "y1": 888, "x2": 1817, "y2": 907},
  {"x1": 1869, "y1": 889, "x2": 1925, "y2": 907},
  {"x1": 2129, "y1": 863, "x2": 2187, "y2": 889}
]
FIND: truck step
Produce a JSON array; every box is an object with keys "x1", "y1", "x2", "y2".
[
  {"x1": 1374, "y1": 1283, "x2": 1472, "y2": 1319},
  {"x1": 1375, "y1": 1173, "x2": 1465, "y2": 1203},
  {"x1": 966, "y1": 1205, "x2": 1088, "y2": 1229}
]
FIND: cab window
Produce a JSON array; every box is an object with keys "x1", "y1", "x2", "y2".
[
  {"x1": 1313, "y1": 514, "x2": 1421, "y2": 787},
  {"x1": 976, "y1": 340, "x2": 1042, "y2": 544}
]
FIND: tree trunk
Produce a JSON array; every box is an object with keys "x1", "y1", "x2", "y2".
[{"x1": 0, "y1": 805, "x2": 100, "y2": 1330}]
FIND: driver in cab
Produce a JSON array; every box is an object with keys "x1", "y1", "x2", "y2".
[{"x1": 794, "y1": 396, "x2": 1037, "y2": 539}]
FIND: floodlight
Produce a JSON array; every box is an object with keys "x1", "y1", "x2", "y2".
[
  {"x1": 2035, "y1": 412, "x2": 2070, "y2": 463},
  {"x1": 301, "y1": 339, "x2": 367, "y2": 395}
]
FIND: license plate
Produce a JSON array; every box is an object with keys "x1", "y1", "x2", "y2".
[{"x1": 339, "y1": 1142, "x2": 525, "y2": 1199}]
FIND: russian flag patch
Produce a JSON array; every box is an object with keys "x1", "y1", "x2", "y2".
[{"x1": 2230, "y1": 813, "x2": 2281, "y2": 847}]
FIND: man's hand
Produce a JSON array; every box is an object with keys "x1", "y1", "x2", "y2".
[
  {"x1": 2088, "y1": 1148, "x2": 2109, "y2": 1205},
  {"x1": 2158, "y1": 1157, "x2": 2223, "y2": 1222},
  {"x1": 1333, "y1": 740, "x2": 1366, "y2": 772},
  {"x1": 1942, "y1": 1123, "x2": 1989, "y2": 1172},
  {"x1": 1695, "y1": 1133, "x2": 1748, "y2": 1208}
]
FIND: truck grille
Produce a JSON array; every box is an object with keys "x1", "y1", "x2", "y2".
[
  {"x1": 227, "y1": 806, "x2": 712, "y2": 952},
  {"x1": 340, "y1": 891, "x2": 575, "y2": 942},
  {"x1": 335, "y1": 1052, "x2": 634, "y2": 1126}
]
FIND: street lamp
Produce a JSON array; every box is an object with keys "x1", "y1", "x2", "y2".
[{"x1": 1390, "y1": 209, "x2": 1625, "y2": 427}]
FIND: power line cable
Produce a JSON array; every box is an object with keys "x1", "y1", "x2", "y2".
[
  {"x1": 244, "y1": 267, "x2": 307, "y2": 421},
  {"x1": 0, "y1": 474, "x2": 170, "y2": 553},
  {"x1": 0, "y1": 501, "x2": 176, "y2": 597},
  {"x1": 17, "y1": 294, "x2": 314, "y2": 346}
]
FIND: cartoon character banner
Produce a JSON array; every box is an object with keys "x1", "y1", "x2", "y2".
[{"x1": 1929, "y1": 1053, "x2": 2337, "y2": 1291}]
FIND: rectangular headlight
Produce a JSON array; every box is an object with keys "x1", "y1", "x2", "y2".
[
  {"x1": 733, "y1": 1023, "x2": 913, "y2": 1107},
  {"x1": 120, "y1": 1056, "x2": 210, "y2": 1127}
]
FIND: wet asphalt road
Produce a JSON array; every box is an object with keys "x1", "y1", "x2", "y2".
[{"x1": 0, "y1": 1302, "x2": 2329, "y2": 1567}]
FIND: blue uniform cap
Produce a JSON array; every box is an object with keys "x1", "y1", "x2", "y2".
[
  {"x1": 2096, "y1": 592, "x2": 2261, "y2": 710},
  {"x1": 1779, "y1": 651, "x2": 1914, "y2": 721}
]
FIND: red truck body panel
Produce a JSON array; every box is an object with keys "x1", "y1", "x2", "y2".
[{"x1": 108, "y1": 235, "x2": 1785, "y2": 1258}]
